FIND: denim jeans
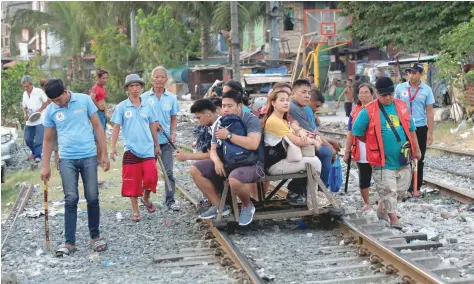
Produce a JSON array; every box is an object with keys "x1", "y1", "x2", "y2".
[
  {"x1": 93, "y1": 111, "x2": 107, "y2": 140},
  {"x1": 160, "y1": 143, "x2": 176, "y2": 204},
  {"x1": 59, "y1": 155, "x2": 100, "y2": 245},
  {"x1": 24, "y1": 124, "x2": 44, "y2": 158}
]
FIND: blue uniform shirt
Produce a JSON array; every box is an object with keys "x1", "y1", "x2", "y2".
[
  {"x1": 352, "y1": 102, "x2": 416, "y2": 170},
  {"x1": 112, "y1": 98, "x2": 158, "y2": 158},
  {"x1": 141, "y1": 88, "x2": 180, "y2": 144},
  {"x1": 304, "y1": 106, "x2": 318, "y2": 130},
  {"x1": 395, "y1": 81, "x2": 434, "y2": 127},
  {"x1": 43, "y1": 92, "x2": 98, "y2": 159}
]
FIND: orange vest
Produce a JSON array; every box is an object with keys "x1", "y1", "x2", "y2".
[
  {"x1": 350, "y1": 105, "x2": 364, "y2": 161},
  {"x1": 363, "y1": 99, "x2": 415, "y2": 167}
]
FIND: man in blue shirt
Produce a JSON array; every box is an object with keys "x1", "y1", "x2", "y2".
[
  {"x1": 111, "y1": 74, "x2": 161, "y2": 222},
  {"x1": 40, "y1": 79, "x2": 110, "y2": 256},
  {"x1": 395, "y1": 63, "x2": 435, "y2": 196},
  {"x1": 141, "y1": 66, "x2": 180, "y2": 211}
]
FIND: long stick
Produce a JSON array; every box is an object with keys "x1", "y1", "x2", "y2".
[
  {"x1": 44, "y1": 181, "x2": 50, "y2": 250},
  {"x1": 157, "y1": 155, "x2": 172, "y2": 193},
  {"x1": 344, "y1": 152, "x2": 352, "y2": 193},
  {"x1": 413, "y1": 159, "x2": 420, "y2": 197},
  {"x1": 157, "y1": 125, "x2": 177, "y2": 151}
]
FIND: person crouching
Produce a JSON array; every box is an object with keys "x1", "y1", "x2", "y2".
[{"x1": 110, "y1": 74, "x2": 161, "y2": 222}]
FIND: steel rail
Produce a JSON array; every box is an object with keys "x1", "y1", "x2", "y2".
[{"x1": 340, "y1": 218, "x2": 446, "y2": 284}]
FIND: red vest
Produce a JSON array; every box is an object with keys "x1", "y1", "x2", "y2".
[
  {"x1": 350, "y1": 105, "x2": 364, "y2": 161},
  {"x1": 363, "y1": 99, "x2": 415, "y2": 167}
]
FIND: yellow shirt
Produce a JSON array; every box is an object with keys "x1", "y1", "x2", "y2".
[{"x1": 264, "y1": 115, "x2": 292, "y2": 137}]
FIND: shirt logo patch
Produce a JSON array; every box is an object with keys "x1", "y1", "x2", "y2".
[
  {"x1": 140, "y1": 113, "x2": 148, "y2": 118},
  {"x1": 125, "y1": 110, "x2": 133, "y2": 118},
  {"x1": 401, "y1": 91, "x2": 409, "y2": 97},
  {"x1": 148, "y1": 98, "x2": 154, "y2": 105},
  {"x1": 386, "y1": 114, "x2": 400, "y2": 128},
  {"x1": 74, "y1": 108, "x2": 84, "y2": 114},
  {"x1": 56, "y1": 112, "x2": 66, "y2": 121}
]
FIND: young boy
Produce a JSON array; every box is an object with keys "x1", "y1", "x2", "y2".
[
  {"x1": 110, "y1": 74, "x2": 161, "y2": 222},
  {"x1": 336, "y1": 78, "x2": 355, "y2": 118}
]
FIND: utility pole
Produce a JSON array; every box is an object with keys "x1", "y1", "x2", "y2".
[
  {"x1": 230, "y1": 1, "x2": 240, "y2": 81},
  {"x1": 130, "y1": 8, "x2": 137, "y2": 50},
  {"x1": 269, "y1": 1, "x2": 280, "y2": 61}
]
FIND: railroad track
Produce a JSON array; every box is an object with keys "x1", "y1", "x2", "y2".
[{"x1": 1, "y1": 183, "x2": 34, "y2": 249}]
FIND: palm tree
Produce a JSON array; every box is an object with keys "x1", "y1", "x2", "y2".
[
  {"x1": 10, "y1": 2, "x2": 88, "y2": 82},
  {"x1": 166, "y1": 2, "x2": 217, "y2": 60}
]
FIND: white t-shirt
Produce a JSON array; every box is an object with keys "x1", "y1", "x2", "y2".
[
  {"x1": 22, "y1": 87, "x2": 48, "y2": 126},
  {"x1": 358, "y1": 140, "x2": 368, "y2": 163}
]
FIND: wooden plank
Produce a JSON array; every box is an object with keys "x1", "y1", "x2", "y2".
[
  {"x1": 412, "y1": 256, "x2": 441, "y2": 269},
  {"x1": 153, "y1": 251, "x2": 215, "y2": 263},
  {"x1": 253, "y1": 208, "x2": 315, "y2": 220},
  {"x1": 179, "y1": 248, "x2": 215, "y2": 253},
  {"x1": 158, "y1": 257, "x2": 219, "y2": 268},
  {"x1": 448, "y1": 278, "x2": 474, "y2": 284},
  {"x1": 216, "y1": 182, "x2": 230, "y2": 221},
  {"x1": 380, "y1": 238, "x2": 408, "y2": 245},
  {"x1": 391, "y1": 241, "x2": 443, "y2": 251},
  {"x1": 306, "y1": 264, "x2": 370, "y2": 274},
  {"x1": 305, "y1": 274, "x2": 393, "y2": 284},
  {"x1": 256, "y1": 172, "x2": 307, "y2": 182},
  {"x1": 304, "y1": 256, "x2": 361, "y2": 265},
  {"x1": 306, "y1": 164, "x2": 319, "y2": 214},
  {"x1": 424, "y1": 177, "x2": 474, "y2": 204},
  {"x1": 386, "y1": 233, "x2": 428, "y2": 242}
]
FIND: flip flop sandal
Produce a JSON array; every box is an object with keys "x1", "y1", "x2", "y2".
[
  {"x1": 90, "y1": 238, "x2": 107, "y2": 252},
  {"x1": 140, "y1": 198, "x2": 157, "y2": 213},
  {"x1": 131, "y1": 213, "x2": 142, "y2": 222},
  {"x1": 55, "y1": 244, "x2": 77, "y2": 257}
]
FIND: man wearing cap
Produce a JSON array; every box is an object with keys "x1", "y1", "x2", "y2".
[
  {"x1": 111, "y1": 74, "x2": 160, "y2": 222},
  {"x1": 352, "y1": 77, "x2": 422, "y2": 229},
  {"x1": 22, "y1": 75, "x2": 49, "y2": 163},
  {"x1": 395, "y1": 63, "x2": 435, "y2": 197},
  {"x1": 40, "y1": 79, "x2": 110, "y2": 256},
  {"x1": 141, "y1": 66, "x2": 180, "y2": 211}
]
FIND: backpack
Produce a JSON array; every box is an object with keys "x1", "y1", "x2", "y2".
[{"x1": 217, "y1": 114, "x2": 259, "y2": 172}]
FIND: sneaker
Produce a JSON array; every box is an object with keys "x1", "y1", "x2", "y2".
[
  {"x1": 288, "y1": 193, "x2": 306, "y2": 206},
  {"x1": 34, "y1": 157, "x2": 41, "y2": 163},
  {"x1": 198, "y1": 205, "x2": 230, "y2": 219},
  {"x1": 239, "y1": 203, "x2": 256, "y2": 226},
  {"x1": 167, "y1": 202, "x2": 180, "y2": 211}
]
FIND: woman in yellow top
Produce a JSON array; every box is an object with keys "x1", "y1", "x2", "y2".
[{"x1": 262, "y1": 89, "x2": 322, "y2": 176}]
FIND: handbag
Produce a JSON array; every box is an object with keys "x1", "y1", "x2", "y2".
[
  {"x1": 282, "y1": 136, "x2": 302, "y2": 163},
  {"x1": 378, "y1": 101, "x2": 412, "y2": 165}
]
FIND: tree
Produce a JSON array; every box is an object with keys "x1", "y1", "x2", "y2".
[
  {"x1": 90, "y1": 27, "x2": 137, "y2": 103},
  {"x1": 339, "y1": 2, "x2": 474, "y2": 54},
  {"x1": 166, "y1": 2, "x2": 216, "y2": 60},
  {"x1": 136, "y1": 7, "x2": 200, "y2": 72},
  {"x1": 10, "y1": 2, "x2": 89, "y2": 82}
]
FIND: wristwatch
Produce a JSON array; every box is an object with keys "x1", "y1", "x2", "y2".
[{"x1": 226, "y1": 132, "x2": 233, "y2": 140}]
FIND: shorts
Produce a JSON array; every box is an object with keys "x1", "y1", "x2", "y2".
[
  {"x1": 356, "y1": 162, "x2": 372, "y2": 189},
  {"x1": 93, "y1": 111, "x2": 107, "y2": 141},
  {"x1": 372, "y1": 166, "x2": 411, "y2": 214},
  {"x1": 122, "y1": 151, "x2": 158, "y2": 197},
  {"x1": 193, "y1": 159, "x2": 263, "y2": 186},
  {"x1": 344, "y1": 102, "x2": 353, "y2": 117}
]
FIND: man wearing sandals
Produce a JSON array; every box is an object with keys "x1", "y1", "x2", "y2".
[
  {"x1": 41, "y1": 79, "x2": 110, "y2": 256},
  {"x1": 352, "y1": 77, "x2": 422, "y2": 229},
  {"x1": 111, "y1": 74, "x2": 161, "y2": 222},
  {"x1": 142, "y1": 66, "x2": 180, "y2": 211}
]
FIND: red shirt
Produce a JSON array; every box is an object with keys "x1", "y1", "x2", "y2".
[{"x1": 91, "y1": 84, "x2": 107, "y2": 102}]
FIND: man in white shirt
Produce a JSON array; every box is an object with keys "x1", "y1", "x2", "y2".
[{"x1": 22, "y1": 76, "x2": 49, "y2": 163}]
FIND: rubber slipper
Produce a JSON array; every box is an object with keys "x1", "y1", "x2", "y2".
[
  {"x1": 140, "y1": 198, "x2": 156, "y2": 213},
  {"x1": 90, "y1": 238, "x2": 107, "y2": 252},
  {"x1": 55, "y1": 244, "x2": 77, "y2": 257},
  {"x1": 131, "y1": 214, "x2": 142, "y2": 222}
]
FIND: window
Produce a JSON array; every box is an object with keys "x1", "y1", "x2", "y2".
[{"x1": 283, "y1": 7, "x2": 295, "y2": 31}]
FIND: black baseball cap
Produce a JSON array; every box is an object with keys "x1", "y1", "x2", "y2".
[
  {"x1": 375, "y1": 77, "x2": 394, "y2": 95},
  {"x1": 405, "y1": 63, "x2": 424, "y2": 73}
]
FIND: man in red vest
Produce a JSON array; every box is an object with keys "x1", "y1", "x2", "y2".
[{"x1": 352, "y1": 77, "x2": 421, "y2": 229}]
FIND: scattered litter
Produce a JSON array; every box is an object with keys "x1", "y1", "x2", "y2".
[
  {"x1": 52, "y1": 201, "x2": 65, "y2": 207},
  {"x1": 26, "y1": 211, "x2": 44, "y2": 218},
  {"x1": 6, "y1": 202, "x2": 12, "y2": 207},
  {"x1": 35, "y1": 249, "x2": 43, "y2": 256},
  {"x1": 33, "y1": 184, "x2": 40, "y2": 194},
  {"x1": 339, "y1": 240, "x2": 345, "y2": 245},
  {"x1": 419, "y1": 227, "x2": 439, "y2": 241},
  {"x1": 88, "y1": 253, "x2": 100, "y2": 262},
  {"x1": 103, "y1": 260, "x2": 110, "y2": 267},
  {"x1": 450, "y1": 120, "x2": 468, "y2": 134},
  {"x1": 116, "y1": 213, "x2": 123, "y2": 222},
  {"x1": 295, "y1": 220, "x2": 307, "y2": 229},
  {"x1": 306, "y1": 233, "x2": 313, "y2": 238}
]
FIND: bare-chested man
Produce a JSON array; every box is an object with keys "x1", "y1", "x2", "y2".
[{"x1": 336, "y1": 78, "x2": 354, "y2": 118}]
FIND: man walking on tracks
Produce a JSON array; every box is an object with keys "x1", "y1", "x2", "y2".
[
  {"x1": 142, "y1": 66, "x2": 180, "y2": 211},
  {"x1": 40, "y1": 79, "x2": 110, "y2": 256},
  {"x1": 352, "y1": 77, "x2": 422, "y2": 229},
  {"x1": 395, "y1": 63, "x2": 435, "y2": 197},
  {"x1": 22, "y1": 75, "x2": 49, "y2": 163}
]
